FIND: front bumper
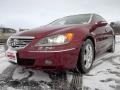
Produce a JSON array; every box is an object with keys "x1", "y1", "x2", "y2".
[{"x1": 6, "y1": 48, "x2": 80, "y2": 70}]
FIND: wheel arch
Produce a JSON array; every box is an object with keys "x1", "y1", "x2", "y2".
[
  {"x1": 75, "y1": 35, "x2": 96, "y2": 73},
  {"x1": 84, "y1": 36, "x2": 95, "y2": 48},
  {"x1": 83, "y1": 35, "x2": 96, "y2": 59}
]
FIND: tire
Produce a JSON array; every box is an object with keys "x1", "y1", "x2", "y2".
[
  {"x1": 107, "y1": 37, "x2": 115, "y2": 53},
  {"x1": 75, "y1": 39, "x2": 95, "y2": 74}
]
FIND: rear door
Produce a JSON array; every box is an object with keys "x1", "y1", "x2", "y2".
[
  {"x1": 104, "y1": 25, "x2": 114, "y2": 49},
  {"x1": 92, "y1": 15, "x2": 109, "y2": 54},
  {"x1": 93, "y1": 24, "x2": 108, "y2": 53}
]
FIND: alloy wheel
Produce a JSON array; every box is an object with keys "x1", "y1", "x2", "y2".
[{"x1": 83, "y1": 44, "x2": 93, "y2": 69}]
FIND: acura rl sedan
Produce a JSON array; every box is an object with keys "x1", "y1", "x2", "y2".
[{"x1": 6, "y1": 14, "x2": 115, "y2": 74}]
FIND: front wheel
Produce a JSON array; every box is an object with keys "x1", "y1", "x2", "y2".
[{"x1": 75, "y1": 39, "x2": 95, "y2": 74}]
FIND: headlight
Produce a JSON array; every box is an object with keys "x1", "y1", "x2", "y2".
[{"x1": 35, "y1": 33, "x2": 74, "y2": 46}]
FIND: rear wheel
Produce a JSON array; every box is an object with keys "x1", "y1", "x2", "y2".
[
  {"x1": 75, "y1": 39, "x2": 95, "y2": 74},
  {"x1": 107, "y1": 37, "x2": 115, "y2": 53}
]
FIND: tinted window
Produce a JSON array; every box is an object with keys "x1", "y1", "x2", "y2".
[
  {"x1": 94, "y1": 14, "x2": 106, "y2": 22},
  {"x1": 48, "y1": 14, "x2": 91, "y2": 26}
]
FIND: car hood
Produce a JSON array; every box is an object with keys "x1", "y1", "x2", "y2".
[{"x1": 14, "y1": 24, "x2": 89, "y2": 38}]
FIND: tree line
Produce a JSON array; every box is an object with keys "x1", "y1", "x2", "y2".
[{"x1": 110, "y1": 21, "x2": 120, "y2": 35}]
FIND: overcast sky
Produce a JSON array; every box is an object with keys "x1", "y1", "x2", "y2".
[{"x1": 0, "y1": 0, "x2": 120, "y2": 29}]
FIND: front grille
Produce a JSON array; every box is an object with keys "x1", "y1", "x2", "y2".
[
  {"x1": 17, "y1": 53, "x2": 35, "y2": 66},
  {"x1": 8, "y1": 36, "x2": 34, "y2": 50}
]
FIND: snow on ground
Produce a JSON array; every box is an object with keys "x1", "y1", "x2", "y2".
[
  {"x1": 83, "y1": 36, "x2": 120, "y2": 90},
  {"x1": 0, "y1": 58, "x2": 11, "y2": 74},
  {"x1": 0, "y1": 45, "x2": 5, "y2": 52},
  {"x1": 0, "y1": 36, "x2": 120, "y2": 90},
  {"x1": 12, "y1": 67, "x2": 52, "y2": 82},
  {"x1": 0, "y1": 45, "x2": 5, "y2": 58},
  {"x1": 0, "y1": 45, "x2": 11, "y2": 74}
]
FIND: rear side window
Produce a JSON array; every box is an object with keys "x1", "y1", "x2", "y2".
[{"x1": 94, "y1": 14, "x2": 106, "y2": 22}]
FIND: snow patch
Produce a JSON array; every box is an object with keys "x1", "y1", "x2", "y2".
[
  {"x1": 7, "y1": 87, "x2": 22, "y2": 90},
  {"x1": 28, "y1": 70, "x2": 52, "y2": 82},
  {"x1": 12, "y1": 66, "x2": 31, "y2": 80},
  {"x1": 83, "y1": 38, "x2": 120, "y2": 90},
  {"x1": 12, "y1": 66, "x2": 52, "y2": 82},
  {"x1": 0, "y1": 57, "x2": 11, "y2": 74}
]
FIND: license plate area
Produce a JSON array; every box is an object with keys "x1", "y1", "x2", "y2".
[{"x1": 6, "y1": 49, "x2": 17, "y2": 63}]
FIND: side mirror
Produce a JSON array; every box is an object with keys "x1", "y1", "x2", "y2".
[
  {"x1": 91, "y1": 21, "x2": 108, "y2": 31},
  {"x1": 95, "y1": 21, "x2": 108, "y2": 27}
]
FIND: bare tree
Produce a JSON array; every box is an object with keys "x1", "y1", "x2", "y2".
[{"x1": 110, "y1": 21, "x2": 120, "y2": 35}]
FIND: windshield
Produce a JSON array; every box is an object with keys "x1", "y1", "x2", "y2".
[{"x1": 48, "y1": 14, "x2": 91, "y2": 26}]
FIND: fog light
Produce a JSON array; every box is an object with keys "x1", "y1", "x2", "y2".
[{"x1": 45, "y1": 60, "x2": 53, "y2": 65}]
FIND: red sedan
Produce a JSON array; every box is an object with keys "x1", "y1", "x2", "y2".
[{"x1": 6, "y1": 14, "x2": 115, "y2": 74}]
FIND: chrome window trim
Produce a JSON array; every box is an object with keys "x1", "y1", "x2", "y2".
[{"x1": 88, "y1": 14, "x2": 93, "y2": 24}]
